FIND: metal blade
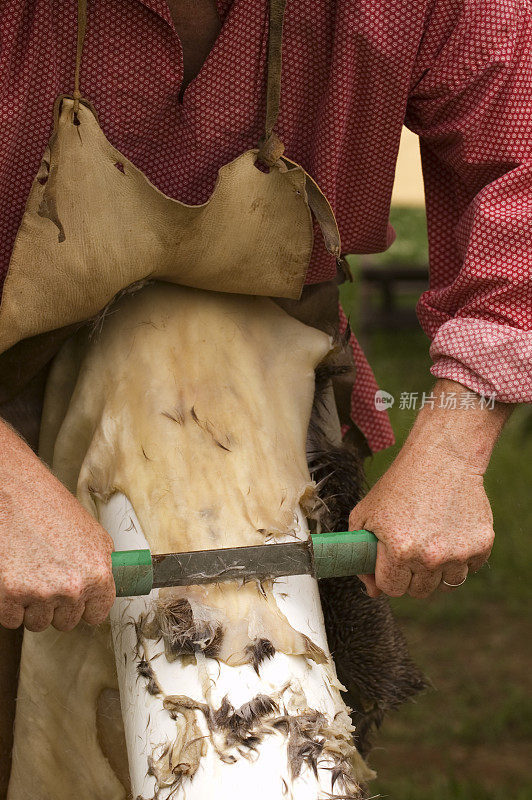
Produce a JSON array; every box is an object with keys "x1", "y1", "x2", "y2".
[{"x1": 151, "y1": 540, "x2": 314, "y2": 588}]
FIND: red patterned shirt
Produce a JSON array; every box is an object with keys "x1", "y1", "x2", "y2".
[{"x1": 1, "y1": 0, "x2": 531, "y2": 452}]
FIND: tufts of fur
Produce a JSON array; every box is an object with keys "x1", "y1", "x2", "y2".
[
  {"x1": 157, "y1": 691, "x2": 367, "y2": 798},
  {"x1": 130, "y1": 345, "x2": 427, "y2": 798},
  {"x1": 307, "y1": 446, "x2": 366, "y2": 534},
  {"x1": 139, "y1": 597, "x2": 223, "y2": 662},
  {"x1": 136, "y1": 658, "x2": 162, "y2": 697},
  {"x1": 244, "y1": 637, "x2": 276, "y2": 674},
  {"x1": 271, "y1": 704, "x2": 371, "y2": 798},
  {"x1": 133, "y1": 594, "x2": 369, "y2": 797},
  {"x1": 212, "y1": 694, "x2": 278, "y2": 749},
  {"x1": 308, "y1": 369, "x2": 429, "y2": 759}
]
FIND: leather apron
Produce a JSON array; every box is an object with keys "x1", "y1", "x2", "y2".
[{"x1": 0, "y1": 0, "x2": 346, "y2": 407}]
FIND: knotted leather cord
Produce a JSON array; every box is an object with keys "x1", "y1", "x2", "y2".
[{"x1": 73, "y1": 0, "x2": 88, "y2": 117}]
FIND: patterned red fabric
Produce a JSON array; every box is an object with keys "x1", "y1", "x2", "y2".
[{"x1": 1, "y1": 1, "x2": 531, "y2": 452}]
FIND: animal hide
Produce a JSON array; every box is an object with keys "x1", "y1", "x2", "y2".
[{"x1": 8, "y1": 283, "x2": 426, "y2": 800}]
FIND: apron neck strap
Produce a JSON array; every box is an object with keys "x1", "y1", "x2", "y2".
[
  {"x1": 257, "y1": 0, "x2": 287, "y2": 168},
  {"x1": 72, "y1": 0, "x2": 286, "y2": 162},
  {"x1": 258, "y1": 0, "x2": 286, "y2": 167},
  {"x1": 73, "y1": 0, "x2": 88, "y2": 117}
]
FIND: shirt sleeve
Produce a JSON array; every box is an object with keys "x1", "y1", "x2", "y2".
[{"x1": 405, "y1": 0, "x2": 532, "y2": 403}]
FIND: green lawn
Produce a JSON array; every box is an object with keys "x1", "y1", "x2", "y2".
[{"x1": 339, "y1": 207, "x2": 532, "y2": 800}]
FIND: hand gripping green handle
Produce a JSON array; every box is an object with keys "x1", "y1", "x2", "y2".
[{"x1": 310, "y1": 530, "x2": 378, "y2": 580}]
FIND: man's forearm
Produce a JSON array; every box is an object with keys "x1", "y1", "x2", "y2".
[
  {"x1": 0, "y1": 416, "x2": 38, "y2": 476},
  {"x1": 402, "y1": 379, "x2": 514, "y2": 474},
  {"x1": 0, "y1": 416, "x2": 26, "y2": 464},
  {"x1": 350, "y1": 378, "x2": 514, "y2": 598}
]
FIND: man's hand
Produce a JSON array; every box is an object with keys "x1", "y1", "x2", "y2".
[
  {"x1": 0, "y1": 420, "x2": 115, "y2": 632},
  {"x1": 350, "y1": 379, "x2": 513, "y2": 599}
]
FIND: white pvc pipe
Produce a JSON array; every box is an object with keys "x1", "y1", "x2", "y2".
[{"x1": 100, "y1": 492, "x2": 358, "y2": 800}]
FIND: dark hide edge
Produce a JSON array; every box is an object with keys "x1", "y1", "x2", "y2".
[{"x1": 309, "y1": 361, "x2": 429, "y2": 760}]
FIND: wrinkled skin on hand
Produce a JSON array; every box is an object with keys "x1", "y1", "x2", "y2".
[
  {"x1": 0, "y1": 421, "x2": 115, "y2": 632},
  {"x1": 350, "y1": 446, "x2": 494, "y2": 598},
  {"x1": 350, "y1": 379, "x2": 513, "y2": 599}
]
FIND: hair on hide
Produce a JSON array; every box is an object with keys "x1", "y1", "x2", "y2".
[
  {"x1": 90, "y1": 280, "x2": 150, "y2": 338},
  {"x1": 244, "y1": 637, "x2": 276, "y2": 674},
  {"x1": 136, "y1": 588, "x2": 326, "y2": 673},
  {"x1": 133, "y1": 599, "x2": 368, "y2": 800},
  {"x1": 307, "y1": 445, "x2": 366, "y2": 534},
  {"x1": 190, "y1": 404, "x2": 232, "y2": 451},
  {"x1": 139, "y1": 596, "x2": 224, "y2": 662},
  {"x1": 308, "y1": 366, "x2": 429, "y2": 759},
  {"x1": 313, "y1": 361, "x2": 352, "y2": 404},
  {"x1": 143, "y1": 687, "x2": 368, "y2": 799},
  {"x1": 124, "y1": 334, "x2": 428, "y2": 800},
  {"x1": 161, "y1": 407, "x2": 185, "y2": 425},
  {"x1": 319, "y1": 576, "x2": 429, "y2": 758}
]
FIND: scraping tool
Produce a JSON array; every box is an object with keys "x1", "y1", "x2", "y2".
[{"x1": 111, "y1": 529, "x2": 378, "y2": 597}]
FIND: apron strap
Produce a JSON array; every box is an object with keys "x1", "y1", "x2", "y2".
[
  {"x1": 257, "y1": 0, "x2": 287, "y2": 167},
  {"x1": 73, "y1": 0, "x2": 88, "y2": 117},
  {"x1": 72, "y1": 0, "x2": 286, "y2": 160}
]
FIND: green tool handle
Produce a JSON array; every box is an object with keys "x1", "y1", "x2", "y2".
[
  {"x1": 111, "y1": 530, "x2": 378, "y2": 596},
  {"x1": 111, "y1": 549, "x2": 153, "y2": 597},
  {"x1": 310, "y1": 530, "x2": 378, "y2": 580}
]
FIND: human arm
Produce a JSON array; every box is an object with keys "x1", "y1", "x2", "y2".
[
  {"x1": 0, "y1": 418, "x2": 115, "y2": 632},
  {"x1": 405, "y1": 0, "x2": 532, "y2": 401},
  {"x1": 349, "y1": 1, "x2": 530, "y2": 598},
  {"x1": 350, "y1": 378, "x2": 513, "y2": 597}
]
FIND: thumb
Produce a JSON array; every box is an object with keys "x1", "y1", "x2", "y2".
[
  {"x1": 348, "y1": 498, "x2": 367, "y2": 533},
  {"x1": 348, "y1": 503, "x2": 382, "y2": 598}
]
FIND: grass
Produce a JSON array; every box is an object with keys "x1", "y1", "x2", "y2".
[
  {"x1": 376, "y1": 779, "x2": 532, "y2": 800},
  {"x1": 339, "y1": 207, "x2": 532, "y2": 800}
]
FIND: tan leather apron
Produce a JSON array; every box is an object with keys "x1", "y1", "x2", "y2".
[{"x1": 0, "y1": 0, "x2": 343, "y2": 404}]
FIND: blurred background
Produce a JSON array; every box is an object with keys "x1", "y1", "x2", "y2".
[{"x1": 339, "y1": 129, "x2": 532, "y2": 800}]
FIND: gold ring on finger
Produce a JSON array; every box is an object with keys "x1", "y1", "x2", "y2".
[{"x1": 442, "y1": 576, "x2": 467, "y2": 588}]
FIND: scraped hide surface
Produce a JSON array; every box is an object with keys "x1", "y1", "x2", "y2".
[
  {"x1": 44, "y1": 284, "x2": 330, "y2": 551},
  {"x1": 9, "y1": 284, "x2": 372, "y2": 800}
]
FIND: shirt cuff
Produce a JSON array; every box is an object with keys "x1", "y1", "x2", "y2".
[{"x1": 430, "y1": 318, "x2": 532, "y2": 403}]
